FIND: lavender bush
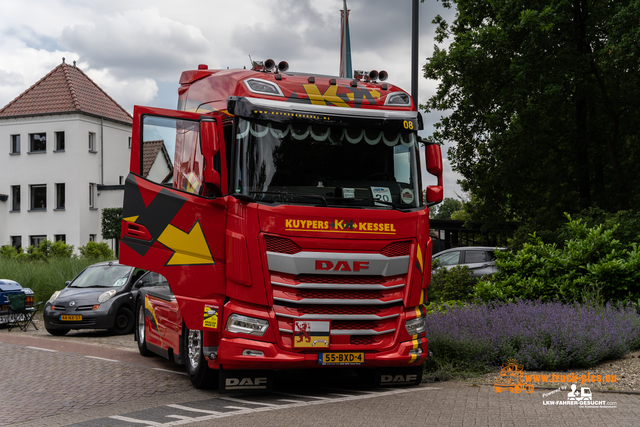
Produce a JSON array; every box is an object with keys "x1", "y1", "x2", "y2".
[{"x1": 426, "y1": 300, "x2": 640, "y2": 371}]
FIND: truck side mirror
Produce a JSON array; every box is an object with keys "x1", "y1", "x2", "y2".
[
  {"x1": 200, "y1": 117, "x2": 223, "y2": 195},
  {"x1": 425, "y1": 143, "x2": 444, "y2": 206}
]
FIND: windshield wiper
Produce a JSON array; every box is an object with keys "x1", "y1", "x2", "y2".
[{"x1": 250, "y1": 191, "x2": 328, "y2": 207}]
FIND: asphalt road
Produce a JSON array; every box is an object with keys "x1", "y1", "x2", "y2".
[{"x1": 2, "y1": 318, "x2": 639, "y2": 426}]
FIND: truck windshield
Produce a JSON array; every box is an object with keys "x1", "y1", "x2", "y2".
[{"x1": 233, "y1": 119, "x2": 422, "y2": 209}]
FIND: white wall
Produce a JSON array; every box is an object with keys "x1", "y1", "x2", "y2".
[{"x1": 0, "y1": 113, "x2": 131, "y2": 251}]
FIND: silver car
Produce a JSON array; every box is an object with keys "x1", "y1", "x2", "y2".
[{"x1": 432, "y1": 246, "x2": 506, "y2": 279}]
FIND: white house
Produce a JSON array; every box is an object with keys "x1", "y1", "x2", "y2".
[{"x1": 0, "y1": 59, "x2": 132, "y2": 252}]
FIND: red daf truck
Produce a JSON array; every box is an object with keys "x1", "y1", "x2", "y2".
[{"x1": 119, "y1": 60, "x2": 443, "y2": 391}]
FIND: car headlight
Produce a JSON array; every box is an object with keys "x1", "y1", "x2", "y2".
[
  {"x1": 98, "y1": 290, "x2": 117, "y2": 303},
  {"x1": 225, "y1": 314, "x2": 269, "y2": 336},
  {"x1": 405, "y1": 315, "x2": 427, "y2": 336},
  {"x1": 48, "y1": 290, "x2": 61, "y2": 304}
]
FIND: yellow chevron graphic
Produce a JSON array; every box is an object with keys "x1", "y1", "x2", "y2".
[{"x1": 157, "y1": 221, "x2": 214, "y2": 265}]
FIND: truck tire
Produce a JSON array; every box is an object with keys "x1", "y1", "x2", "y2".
[
  {"x1": 109, "y1": 307, "x2": 134, "y2": 335},
  {"x1": 136, "y1": 300, "x2": 152, "y2": 357},
  {"x1": 183, "y1": 324, "x2": 217, "y2": 389},
  {"x1": 45, "y1": 327, "x2": 69, "y2": 336}
]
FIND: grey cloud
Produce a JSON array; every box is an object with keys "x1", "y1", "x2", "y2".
[{"x1": 59, "y1": 10, "x2": 211, "y2": 80}]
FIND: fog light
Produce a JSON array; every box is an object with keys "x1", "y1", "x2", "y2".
[
  {"x1": 242, "y1": 349, "x2": 265, "y2": 357},
  {"x1": 409, "y1": 348, "x2": 423, "y2": 356},
  {"x1": 226, "y1": 314, "x2": 269, "y2": 336},
  {"x1": 208, "y1": 353, "x2": 217, "y2": 360},
  {"x1": 405, "y1": 315, "x2": 427, "y2": 336}
]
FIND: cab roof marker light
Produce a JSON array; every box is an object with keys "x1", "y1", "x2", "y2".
[
  {"x1": 385, "y1": 92, "x2": 412, "y2": 107},
  {"x1": 243, "y1": 78, "x2": 284, "y2": 97}
]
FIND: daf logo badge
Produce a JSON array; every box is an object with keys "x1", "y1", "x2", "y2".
[{"x1": 69, "y1": 301, "x2": 76, "y2": 306}]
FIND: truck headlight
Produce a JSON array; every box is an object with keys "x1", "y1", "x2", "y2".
[
  {"x1": 48, "y1": 290, "x2": 61, "y2": 304},
  {"x1": 225, "y1": 314, "x2": 269, "y2": 336},
  {"x1": 405, "y1": 315, "x2": 427, "y2": 336},
  {"x1": 98, "y1": 290, "x2": 116, "y2": 303}
]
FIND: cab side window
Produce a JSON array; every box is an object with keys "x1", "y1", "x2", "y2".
[{"x1": 141, "y1": 116, "x2": 203, "y2": 194}]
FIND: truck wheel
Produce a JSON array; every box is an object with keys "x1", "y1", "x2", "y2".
[
  {"x1": 109, "y1": 307, "x2": 134, "y2": 335},
  {"x1": 183, "y1": 324, "x2": 217, "y2": 389},
  {"x1": 136, "y1": 300, "x2": 152, "y2": 357},
  {"x1": 45, "y1": 327, "x2": 69, "y2": 336}
]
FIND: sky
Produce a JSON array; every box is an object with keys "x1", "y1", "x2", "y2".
[{"x1": 0, "y1": 0, "x2": 463, "y2": 198}]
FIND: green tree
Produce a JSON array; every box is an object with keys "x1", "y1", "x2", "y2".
[
  {"x1": 102, "y1": 207, "x2": 123, "y2": 256},
  {"x1": 423, "y1": 0, "x2": 640, "y2": 234},
  {"x1": 430, "y1": 197, "x2": 464, "y2": 219}
]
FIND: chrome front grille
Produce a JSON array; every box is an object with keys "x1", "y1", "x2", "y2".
[{"x1": 266, "y1": 235, "x2": 412, "y2": 351}]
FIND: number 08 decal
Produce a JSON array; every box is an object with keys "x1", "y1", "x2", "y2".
[{"x1": 403, "y1": 120, "x2": 414, "y2": 130}]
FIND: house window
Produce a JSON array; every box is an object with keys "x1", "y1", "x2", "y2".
[
  {"x1": 55, "y1": 183, "x2": 65, "y2": 209},
  {"x1": 54, "y1": 234, "x2": 66, "y2": 242},
  {"x1": 89, "y1": 234, "x2": 96, "y2": 242},
  {"x1": 128, "y1": 137, "x2": 132, "y2": 148},
  {"x1": 55, "y1": 131, "x2": 65, "y2": 151},
  {"x1": 30, "y1": 235, "x2": 46, "y2": 247},
  {"x1": 119, "y1": 176, "x2": 124, "y2": 185},
  {"x1": 30, "y1": 184, "x2": 47, "y2": 210},
  {"x1": 11, "y1": 236, "x2": 22, "y2": 249},
  {"x1": 89, "y1": 183, "x2": 96, "y2": 208},
  {"x1": 11, "y1": 185, "x2": 20, "y2": 211},
  {"x1": 89, "y1": 132, "x2": 97, "y2": 152},
  {"x1": 10, "y1": 134, "x2": 20, "y2": 154},
  {"x1": 29, "y1": 133, "x2": 46, "y2": 152}
]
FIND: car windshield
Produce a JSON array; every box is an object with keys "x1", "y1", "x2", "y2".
[
  {"x1": 233, "y1": 119, "x2": 422, "y2": 208},
  {"x1": 70, "y1": 265, "x2": 133, "y2": 288}
]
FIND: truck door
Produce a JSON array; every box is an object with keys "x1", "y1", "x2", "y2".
[{"x1": 120, "y1": 106, "x2": 227, "y2": 330}]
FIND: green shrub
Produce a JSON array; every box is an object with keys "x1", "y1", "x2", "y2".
[
  {"x1": 476, "y1": 215, "x2": 640, "y2": 303},
  {"x1": 0, "y1": 245, "x2": 21, "y2": 258},
  {"x1": 428, "y1": 260, "x2": 476, "y2": 303},
  {"x1": 78, "y1": 241, "x2": 114, "y2": 259}
]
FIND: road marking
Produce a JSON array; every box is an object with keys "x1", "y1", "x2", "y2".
[
  {"x1": 85, "y1": 355, "x2": 120, "y2": 362},
  {"x1": 25, "y1": 346, "x2": 57, "y2": 352},
  {"x1": 108, "y1": 387, "x2": 441, "y2": 426},
  {"x1": 273, "y1": 391, "x2": 331, "y2": 400},
  {"x1": 166, "y1": 404, "x2": 222, "y2": 415},
  {"x1": 277, "y1": 398, "x2": 306, "y2": 403},
  {"x1": 153, "y1": 368, "x2": 188, "y2": 376},
  {"x1": 110, "y1": 415, "x2": 165, "y2": 425},
  {"x1": 220, "y1": 396, "x2": 279, "y2": 407}
]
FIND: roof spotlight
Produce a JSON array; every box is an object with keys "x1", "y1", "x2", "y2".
[
  {"x1": 278, "y1": 61, "x2": 289, "y2": 73},
  {"x1": 379, "y1": 70, "x2": 388, "y2": 81},
  {"x1": 264, "y1": 59, "x2": 276, "y2": 72}
]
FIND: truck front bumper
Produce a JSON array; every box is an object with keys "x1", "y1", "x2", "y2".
[{"x1": 211, "y1": 336, "x2": 427, "y2": 370}]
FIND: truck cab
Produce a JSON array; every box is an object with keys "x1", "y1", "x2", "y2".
[{"x1": 120, "y1": 61, "x2": 443, "y2": 390}]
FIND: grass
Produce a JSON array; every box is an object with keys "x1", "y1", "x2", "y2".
[{"x1": 0, "y1": 257, "x2": 112, "y2": 304}]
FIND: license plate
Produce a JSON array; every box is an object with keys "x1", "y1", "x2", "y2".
[
  {"x1": 60, "y1": 314, "x2": 82, "y2": 321},
  {"x1": 319, "y1": 352, "x2": 364, "y2": 365}
]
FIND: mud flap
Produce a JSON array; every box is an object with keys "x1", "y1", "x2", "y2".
[
  {"x1": 219, "y1": 368, "x2": 273, "y2": 393},
  {"x1": 375, "y1": 365, "x2": 423, "y2": 387}
]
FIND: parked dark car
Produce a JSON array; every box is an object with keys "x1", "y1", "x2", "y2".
[
  {"x1": 432, "y1": 246, "x2": 506, "y2": 279},
  {"x1": 43, "y1": 261, "x2": 147, "y2": 336}
]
